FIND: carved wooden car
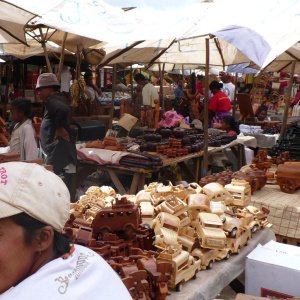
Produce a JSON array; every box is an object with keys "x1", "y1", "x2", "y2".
[
  {"x1": 191, "y1": 247, "x2": 231, "y2": 270},
  {"x1": 92, "y1": 197, "x2": 141, "y2": 239},
  {"x1": 196, "y1": 212, "x2": 227, "y2": 250},
  {"x1": 226, "y1": 226, "x2": 251, "y2": 254},
  {"x1": 202, "y1": 182, "x2": 234, "y2": 205},
  {"x1": 157, "y1": 246, "x2": 201, "y2": 291},
  {"x1": 152, "y1": 212, "x2": 180, "y2": 250},
  {"x1": 276, "y1": 162, "x2": 300, "y2": 193},
  {"x1": 155, "y1": 196, "x2": 191, "y2": 227}
]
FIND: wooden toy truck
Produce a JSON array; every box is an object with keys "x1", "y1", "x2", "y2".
[
  {"x1": 92, "y1": 197, "x2": 141, "y2": 239},
  {"x1": 196, "y1": 212, "x2": 227, "y2": 250},
  {"x1": 276, "y1": 162, "x2": 300, "y2": 193},
  {"x1": 157, "y1": 246, "x2": 201, "y2": 291}
]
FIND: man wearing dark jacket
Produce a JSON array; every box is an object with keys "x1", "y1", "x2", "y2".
[{"x1": 36, "y1": 73, "x2": 76, "y2": 191}]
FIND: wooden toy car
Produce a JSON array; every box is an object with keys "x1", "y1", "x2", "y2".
[
  {"x1": 178, "y1": 226, "x2": 198, "y2": 252},
  {"x1": 92, "y1": 196, "x2": 141, "y2": 239},
  {"x1": 244, "y1": 205, "x2": 271, "y2": 229},
  {"x1": 202, "y1": 182, "x2": 234, "y2": 205},
  {"x1": 196, "y1": 212, "x2": 227, "y2": 250},
  {"x1": 157, "y1": 246, "x2": 201, "y2": 291},
  {"x1": 191, "y1": 247, "x2": 231, "y2": 270},
  {"x1": 155, "y1": 196, "x2": 191, "y2": 227},
  {"x1": 152, "y1": 212, "x2": 180, "y2": 249},
  {"x1": 225, "y1": 179, "x2": 251, "y2": 207},
  {"x1": 226, "y1": 226, "x2": 251, "y2": 254},
  {"x1": 276, "y1": 162, "x2": 300, "y2": 193},
  {"x1": 188, "y1": 194, "x2": 211, "y2": 227}
]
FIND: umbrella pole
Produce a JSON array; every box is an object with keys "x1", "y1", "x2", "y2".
[
  {"x1": 56, "y1": 32, "x2": 68, "y2": 82},
  {"x1": 182, "y1": 64, "x2": 184, "y2": 80},
  {"x1": 233, "y1": 73, "x2": 238, "y2": 119},
  {"x1": 202, "y1": 38, "x2": 210, "y2": 177},
  {"x1": 280, "y1": 61, "x2": 296, "y2": 139},
  {"x1": 39, "y1": 27, "x2": 53, "y2": 73}
]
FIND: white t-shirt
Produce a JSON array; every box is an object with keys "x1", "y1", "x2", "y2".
[
  {"x1": 222, "y1": 82, "x2": 236, "y2": 101},
  {"x1": 142, "y1": 83, "x2": 159, "y2": 107},
  {"x1": 0, "y1": 245, "x2": 131, "y2": 300}
]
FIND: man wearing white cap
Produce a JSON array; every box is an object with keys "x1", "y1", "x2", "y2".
[
  {"x1": 36, "y1": 73, "x2": 76, "y2": 191},
  {"x1": 0, "y1": 162, "x2": 131, "y2": 299}
]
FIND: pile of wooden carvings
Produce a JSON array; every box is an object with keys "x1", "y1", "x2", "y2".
[
  {"x1": 66, "y1": 180, "x2": 271, "y2": 297},
  {"x1": 199, "y1": 167, "x2": 266, "y2": 194},
  {"x1": 252, "y1": 150, "x2": 300, "y2": 194}
]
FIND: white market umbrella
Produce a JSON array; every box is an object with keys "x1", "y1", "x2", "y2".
[{"x1": 0, "y1": 1, "x2": 36, "y2": 44}]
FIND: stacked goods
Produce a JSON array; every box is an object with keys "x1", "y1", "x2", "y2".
[
  {"x1": 270, "y1": 123, "x2": 300, "y2": 160},
  {"x1": 199, "y1": 166, "x2": 267, "y2": 194},
  {"x1": 199, "y1": 169, "x2": 233, "y2": 187},
  {"x1": 119, "y1": 152, "x2": 163, "y2": 169},
  {"x1": 66, "y1": 181, "x2": 271, "y2": 295},
  {"x1": 137, "y1": 128, "x2": 237, "y2": 156},
  {"x1": 85, "y1": 136, "x2": 124, "y2": 151}
]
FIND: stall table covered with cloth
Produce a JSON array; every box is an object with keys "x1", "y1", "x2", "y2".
[
  {"x1": 251, "y1": 185, "x2": 300, "y2": 243},
  {"x1": 169, "y1": 228, "x2": 275, "y2": 300}
]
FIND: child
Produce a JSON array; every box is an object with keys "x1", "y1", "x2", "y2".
[
  {"x1": 8, "y1": 98, "x2": 39, "y2": 160},
  {"x1": 221, "y1": 116, "x2": 240, "y2": 135}
]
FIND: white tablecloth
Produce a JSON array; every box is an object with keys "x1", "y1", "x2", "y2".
[{"x1": 168, "y1": 228, "x2": 275, "y2": 300}]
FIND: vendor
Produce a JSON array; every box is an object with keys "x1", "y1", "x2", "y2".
[
  {"x1": 255, "y1": 105, "x2": 270, "y2": 121},
  {"x1": 0, "y1": 98, "x2": 39, "y2": 161},
  {"x1": 209, "y1": 80, "x2": 231, "y2": 124},
  {"x1": 134, "y1": 73, "x2": 159, "y2": 108},
  {"x1": 37, "y1": 73, "x2": 76, "y2": 191},
  {"x1": 221, "y1": 116, "x2": 240, "y2": 135},
  {"x1": 84, "y1": 70, "x2": 103, "y2": 102},
  {"x1": 0, "y1": 162, "x2": 131, "y2": 299}
]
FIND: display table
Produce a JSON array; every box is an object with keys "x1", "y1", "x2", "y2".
[
  {"x1": 251, "y1": 185, "x2": 300, "y2": 240},
  {"x1": 244, "y1": 133, "x2": 279, "y2": 149},
  {"x1": 169, "y1": 228, "x2": 275, "y2": 300},
  {"x1": 77, "y1": 151, "x2": 204, "y2": 194}
]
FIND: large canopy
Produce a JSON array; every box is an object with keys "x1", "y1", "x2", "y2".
[{"x1": 0, "y1": 1, "x2": 35, "y2": 44}]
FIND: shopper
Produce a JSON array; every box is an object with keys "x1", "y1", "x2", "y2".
[
  {"x1": 221, "y1": 115, "x2": 240, "y2": 135},
  {"x1": 196, "y1": 74, "x2": 205, "y2": 96},
  {"x1": 37, "y1": 73, "x2": 76, "y2": 190},
  {"x1": 134, "y1": 73, "x2": 159, "y2": 108},
  {"x1": 220, "y1": 72, "x2": 235, "y2": 102},
  {"x1": 0, "y1": 162, "x2": 131, "y2": 299},
  {"x1": 2, "y1": 98, "x2": 39, "y2": 160},
  {"x1": 209, "y1": 80, "x2": 232, "y2": 125}
]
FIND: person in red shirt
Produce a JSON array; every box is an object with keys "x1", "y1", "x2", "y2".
[{"x1": 209, "y1": 80, "x2": 231, "y2": 125}]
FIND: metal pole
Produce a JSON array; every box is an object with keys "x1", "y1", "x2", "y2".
[
  {"x1": 202, "y1": 38, "x2": 210, "y2": 177},
  {"x1": 280, "y1": 61, "x2": 296, "y2": 139}
]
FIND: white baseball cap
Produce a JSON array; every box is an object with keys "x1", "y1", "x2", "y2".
[
  {"x1": 36, "y1": 73, "x2": 60, "y2": 89},
  {"x1": 0, "y1": 162, "x2": 70, "y2": 232}
]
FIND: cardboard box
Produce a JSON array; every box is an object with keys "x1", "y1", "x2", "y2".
[{"x1": 246, "y1": 240, "x2": 300, "y2": 297}]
